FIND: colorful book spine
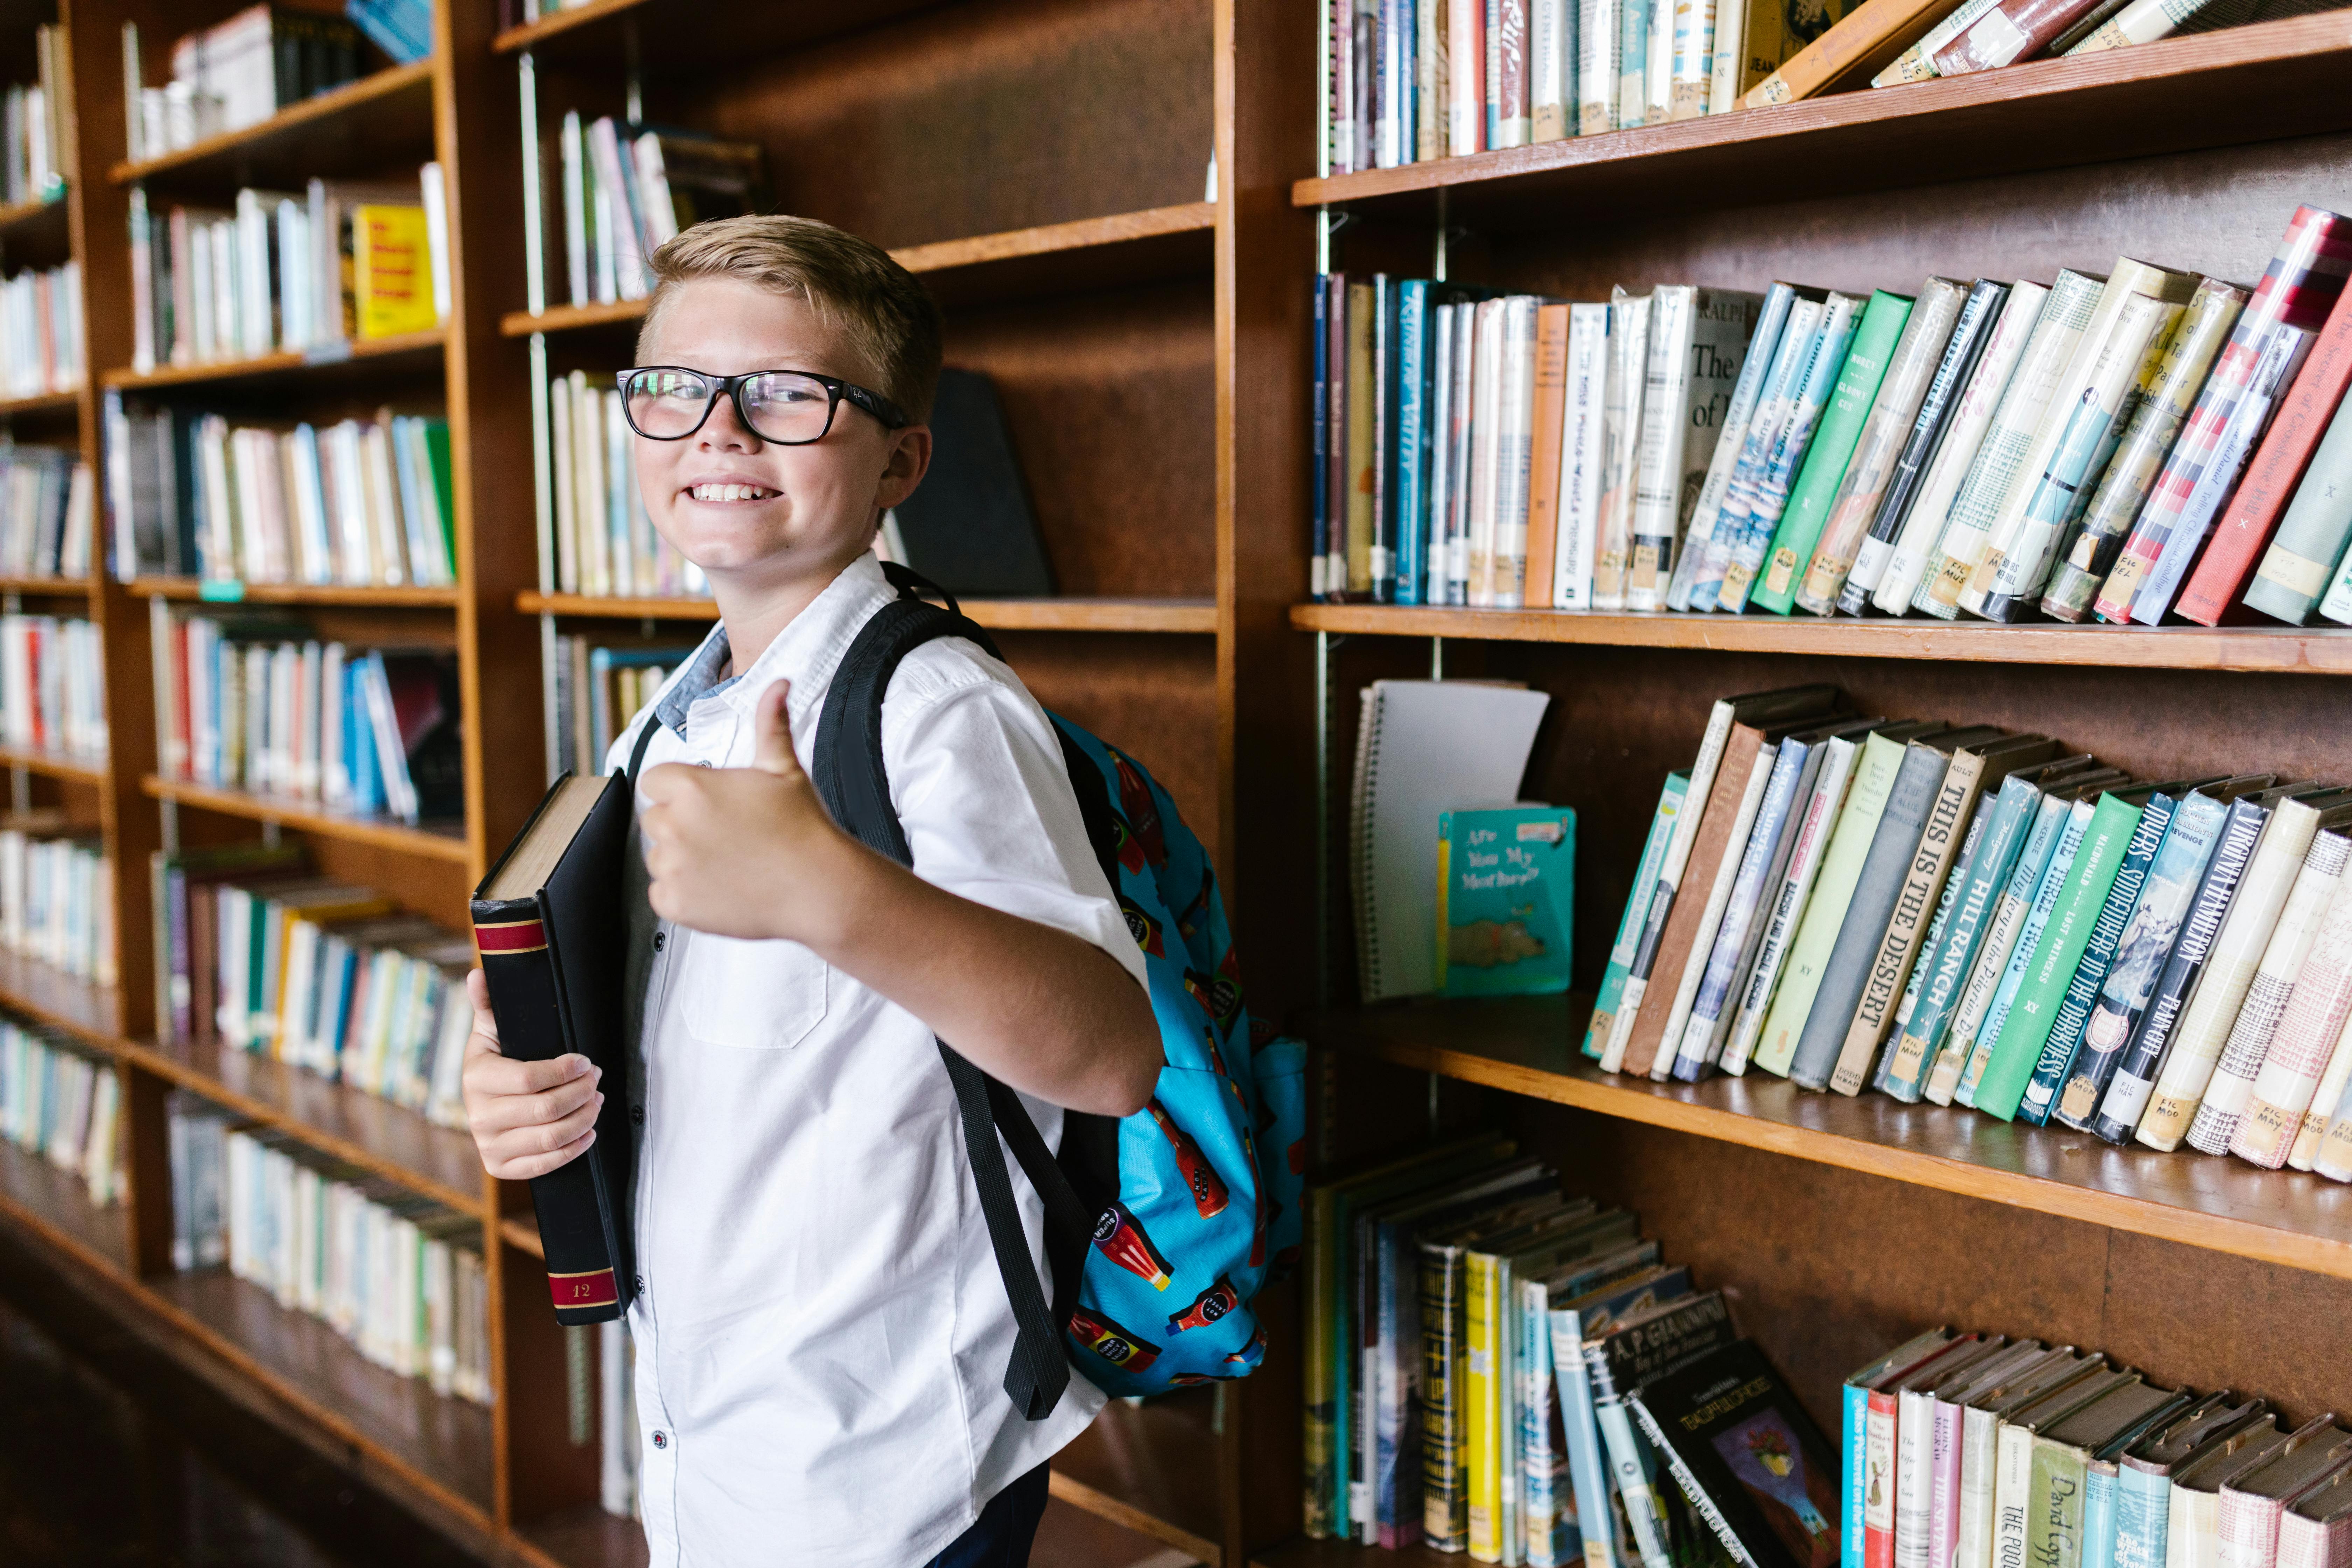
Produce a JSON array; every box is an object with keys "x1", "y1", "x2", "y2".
[
  {"x1": 1674, "y1": 737, "x2": 1810, "y2": 1078},
  {"x1": 1880, "y1": 796, "x2": 1993, "y2": 1093},
  {"x1": 1313, "y1": 275, "x2": 1331, "y2": 600},
  {"x1": 1723, "y1": 731, "x2": 1863, "y2": 1075},
  {"x1": 1397, "y1": 279, "x2": 1433, "y2": 606},
  {"x1": 2255, "y1": 379, "x2": 2352, "y2": 625},
  {"x1": 1668, "y1": 282, "x2": 1799, "y2": 611},
  {"x1": 1720, "y1": 294, "x2": 1862, "y2": 612},
  {"x1": 1588, "y1": 772, "x2": 1690, "y2": 1058},
  {"x1": 2234, "y1": 862, "x2": 2352, "y2": 1167},
  {"x1": 1690, "y1": 294, "x2": 1829, "y2": 608},
  {"x1": 1887, "y1": 774, "x2": 2040, "y2": 1100},
  {"x1": 1957, "y1": 798, "x2": 2096, "y2": 1107},
  {"x1": 1558, "y1": 302, "x2": 1610, "y2": 609}
]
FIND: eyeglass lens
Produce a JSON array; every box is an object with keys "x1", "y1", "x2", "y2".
[{"x1": 625, "y1": 370, "x2": 835, "y2": 443}]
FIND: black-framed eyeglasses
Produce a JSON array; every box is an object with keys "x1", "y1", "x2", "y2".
[{"x1": 615, "y1": 367, "x2": 911, "y2": 445}]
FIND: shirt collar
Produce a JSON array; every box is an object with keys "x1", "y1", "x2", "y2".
[{"x1": 652, "y1": 552, "x2": 899, "y2": 741}]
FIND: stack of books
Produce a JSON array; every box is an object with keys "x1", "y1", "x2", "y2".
[
  {"x1": 106, "y1": 405, "x2": 456, "y2": 589},
  {"x1": 550, "y1": 637, "x2": 700, "y2": 778},
  {"x1": 153, "y1": 619, "x2": 462, "y2": 826},
  {"x1": 3, "y1": 28, "x2": 69, "y2": 206},
  {"x1": 1310, "y1": 204, "x2": 2352, "y2": 626},
  {"x1": 549, "y1": 112, "x2": 766, "y2": 308},
  {"x1": 1840, "y1": 1331, "x2": 2351, "y2": 1568},
  {"x1": 123, "y1": 7, "x2": 366, "y2": 161},
  {"x1": 1589, "y1": 682, "x2": 2352, "y2": 1181},
  {"x1": 0, "y1": 449, "x2": 94, "y2": 580},
  {"x1": 126, "y1": 168, "x2": 450, "y2": 373},
  {"x1": 0, "y1": 261, "x2": 82, "y2": 399},
  {"x1": 1842, "y1": 0, "x2": 2318, "y2": 101},
  {"x1": 0, "y1": 614, "x2": 107, "y2": 761},
  {"x1": 0, "y1": 813, "x2": 114, "y2": 985},
  {"x1": 1303, "y1": 1131, "x2": 1837, "y2": 1568},
  {"x1": 0, "y1": 1020, "x2": 123, "y2": 1206},
  {"x1": 546, "y1": 370, "x2": 709, "y2": 599},
  {"x1": 167, "y1": 1096, "x2": 493, "y2": 1404}
]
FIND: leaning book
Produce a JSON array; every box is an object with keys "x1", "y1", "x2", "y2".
[
  {"x1": 472, "y1": 770, "x2": 641, "y2": 1325},
  {"x1": 1628, "y1": 1338, "x2": 1842, "y2": 1568}
]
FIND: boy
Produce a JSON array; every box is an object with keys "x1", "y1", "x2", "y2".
[{"x1": 461, "y1": 216, "x2": 1162, "y2": 1567}]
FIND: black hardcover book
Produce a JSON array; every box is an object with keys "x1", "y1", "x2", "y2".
[
  {"x1": 889, "y1": 368, "x2": 1054, "y2": 597},
  {"x1": 471, "y1": 772, "x2": 638, "y2": 1324},
  {"x1": 1628, "y1": 1339, "x2": 1842, "y2": 1568}
]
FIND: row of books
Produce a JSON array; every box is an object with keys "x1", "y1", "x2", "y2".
[
  {"x1": 154, "y1": 618, "x2": 463, "y2": 826},
  {"x1": 551, "y1": 635, "x2": 696, "y2": 780},
  {"x1": 4, "y1": 30, "x2": 67, "y2": 208},
  {"x1": 1310, "y1": 203, "x2": 2352, "y2": 628},
  {"x1": 0, "y1": 816, "x2": 115, "y2": 986},
  {"x1": 0, "y1": 1021, "x2": 124, "y2": 1208},
  {"x1": 156, "y1": 850, "x2": 473, "y2": 1133},
  {"x1": 1, "y1": 261, "x2": 83, "y2": 399},
  {"x1": 122, "y1": 7, "x2": 368, "y2": 162},
  {"x1": 1325, "y1": 0, "x2": 1809, "y2": 177},
  {"x1": 0, "y1": 615, "x2": 107, "y2": 761},
  {"x1": 1844, "y1": 1329, "x2": 2352, "y2": 1568},
  {"x1": 1588, "y1": 682, "x2": 2352, "y2": 1181},
  {"x1": 1834, "y1": 0, "x2": 2312, "y2": 101},
  {"x1": 551, "y1": 112, "x2": 766, "y2": 309},
  {"x1": 0, "y1": 449, "x2": 94, "y2": 582},
  {"x1": 106, "y1": 400, "x2": 458, "y2": 590},
  {"x1": 167, "y1": 1098, "x2": 492, "y2": 1404},
  {"x1": 345, "y1": 0, "x2": 433, "y2": 65},
  {"x1": 548, "y1": 371, "x2": 710, "y2": 600},
  {"x1": 1301, "y1": 1129, "x2": 1836, "y2": 1568},
  {"x1": 127, "y1": 170, "x2": 450, "y2": 373}
]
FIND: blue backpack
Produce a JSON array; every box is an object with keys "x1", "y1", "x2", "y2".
[{"x1": 805, "y1": 562, "x2": 1307, "y2": 1416}]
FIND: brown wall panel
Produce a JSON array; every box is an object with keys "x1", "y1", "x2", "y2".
[{"x1": 995, "y1": 630, "x2": 1219, "y2": 855}]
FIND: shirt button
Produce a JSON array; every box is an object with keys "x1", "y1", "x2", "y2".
[
  {"x1": 651, "y1": 1430, "x2": 668, "y2": 1450},
  {"x1": 653, "y1": 930, "x2": 666, "y2": 951},
  {"x1": 634, "y1": 1275, "x2": 645, "y2": 1293},
  {"x1": 631, "y1": 1105, "x2": 645, "y2": 1125},
  {"x1": 696, "y1": 760, "x2": 712, "y2": 769}
]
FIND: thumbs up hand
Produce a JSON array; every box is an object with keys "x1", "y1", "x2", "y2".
[{"x1": 637, "y1": 679, "x2": 864, "y2": 944}]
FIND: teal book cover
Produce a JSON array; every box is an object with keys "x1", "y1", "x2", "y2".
[{"x1": 1438, "y1": 806, "x2": 1578, "y2": 997}]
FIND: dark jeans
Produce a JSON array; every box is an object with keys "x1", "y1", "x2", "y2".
[{"x1": 925, "y1": 1462, "x2": 1050, "y2": 1568}]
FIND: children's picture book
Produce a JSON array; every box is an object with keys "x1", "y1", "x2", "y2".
[{"x1": 1438, "y1": 804, "x2": 1577, "y2": 996}]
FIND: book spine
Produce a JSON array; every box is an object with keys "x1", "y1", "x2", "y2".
[
  {"x1": 1524, "y1": 302, "x2": 1572, "y2": 609},
  {"x1": 2138, "y1": 797, "x2": 2330, "y2": 1146},
  {"x1": 1677, "y1": 738, "x2": 1809, "y2": 1077},
  {"x1": 1920, "y1": 271, "x2": 2105, "y2": 619},
  {"x1": 1932, "y1": 1398, "x2": 1974, "y2": 1568},
  {"x1": 1592, "y1": 1382, "x2": 1676, "y2": 1568},
  {"x1": 2231, "y1": 855, "x2": 2352, "y2": 1166},
  {"x1": 1559, "y1": 303, "x2": 1611, "y2": 609},
  {"x1": 1958, "y1": 799, "x2": 2093, "y2": 1107},
  {"x1": 1373, "y1": 275, "x2": 1396, "y2": 602},
  {"x1": 1671, "y1": 284, "x2": 1795, "y2": 611},
  {"x1": 1727, "y1": 737, "x2": 1860, "y2": 1074},
  {"x1": 1880, "y1": 281, "x2": 2051, "y2": 616},
  {"x1": 2247, "y1": 384, "x2": 2352, "y2": 625},
  {"x1": 2289, "y1": 1004, "x2": 2352, "y2": 1168},
  {"x1": 1603, "y1": 689, "x2": 1734, "y2": 1071},
  {"x1": 1466, "y1": 1252, "x2": 1502, "y2": 1560},
  {"x1": 1959, "y1": 1407, "x2": 2004, "y2": 1568},
  {"x1": 1422, "y1": 1242, "x2": 1471, "y2": 1548},
  {"x1": 1580, "y1": 0, "x2": 1620, "y2": 131},
  {"x1": 2218, "y1": 1487, "x2": 2286, "y2": 1568},
  {"x1": 1758, "y1": 290, "x2": 1913, "y2": 615},
  {"x1": 1346, "y1": 280, "x2": 1378, "y2": 596},
  {"x1": 1881, "y1": 800, "x2": 1989, "y2": 1093},
  {"x1": 1756, "y1": 732, "x2": 1903, "y2": 1077},
  {"x1": 1724, "y1": 293, "x2": 1864, "y2": 611},
  {"x1": 2185, "y1": 830, "x2": 2352, "y2": 1153},
  {"x1": 1467, "y1": 298, "x2": 1508, "y2": 605},
  {"x1": 1847, "y1": 1379, "x2": 1876, "y2": 1568},
  {"x1": 1520, "y1": 1281, "x2": 1566, "y2": 1565},
  {"x1": 2043, "y1": 278, "x2": 2245, "y2": 620},
  {"x1": 2018, "y1": 792, "x2": 2174, "y2": 1125},
  {"x1": 1693, "y1": 295, "x2": 1827, "y2": 610},
  {"x1": 1629, "y1": 727, "x2": 1769, "y2": 1079},
  {"x1": 1628, "y1": 1394, "x2": 1762, "y2": 1568},
  {"x1": 1430, "y1": 301, "x2": 1460, "y2": 606},
  {"x1": 2028, "y1": 1440, "x2": 2091, "y2": 1568},
  {"x1": 1592, "y1": 290, "x2": 1652, "y2": 610},
  {"x1": 1591, "y1": 773, "x2": 1689, "y2": 1057},
  {"x1": 1994, "y1": 1422, "x2": 2038, "y2": 1568},
  {"x1": 1627, "y1": 285, "x2": 1700, "y2": 610},
  {"x1": 1307, "y1": 1187, "x2": 1340, "y2": 1535},
  {"x1": 1659, "y1": 738, "x2": 1780, "y2": 1078},
  {"x1": 2177, "y1": 281, "x2": 2352, "y2": 625},
  {"x1": 1555, "y1": 1309, "x2": 1620, "y2": 1568},
  {"x1": 1866, "y1": 1387, "x2": 1902, "y2": 1568},
  {"x1": 2057, "y1": 792, "x2": 2229, "y2": 1130},
  {"x1": 2094, "y1": 798, "x2": 2266, "y2": 1142},
  {"x1": 1313, "y1": 275, "x2": 1332, "y2": 600},
  {"x1": 1398, "y1": 281, "x2": 1432, "y2": 606},
  {"x1": 1801, "y1": 280, "x2": 1967, "y2": 615},
  {"x1": 1893, "y1": 779, "x2": 2036, "y2": 1099},
  {"x1": 1846, "y1": 279, "x2": 2005, "y2": 613},
  {"x1": 2116, "y1": 1465, "x2": 2173, "y2": 1568},
  {"x1": 2087, "y1": 1462, "x2": 2123, "y2": 1568},
  {"x1": 1897, "y1": 1388, "x2": 1940, "y2": 1568},
  {"x1": 1493, "y1": 296, "x2": 1540, "y2": 609}
]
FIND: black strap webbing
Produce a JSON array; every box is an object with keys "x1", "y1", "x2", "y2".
[{"x1": 807, "y1": 562, "x2": 1106, "y2": 1421}]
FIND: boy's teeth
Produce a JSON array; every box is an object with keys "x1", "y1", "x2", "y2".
[{"x1": 691, "y1": 483, "x2": 773, "y2": 501}]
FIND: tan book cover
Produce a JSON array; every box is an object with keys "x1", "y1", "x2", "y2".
[
  {"x1": 1742, "y1": 0, "x2": 1973, "y2": 107},
  {"x1": 1523, "y1": 303, "x2": 1572, "y2": 609}
]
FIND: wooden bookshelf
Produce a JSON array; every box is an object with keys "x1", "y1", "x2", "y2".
[
  {"x1": 142, "y1": 776, "x2": 472, "y2": 862},
  {"x1": 0, "y1": 389, "x2": 82, "y2": 420},
  {"x1": 1050, "y1": 1389, "x2": 1227, "y2": 1564},
  {"x1": 0, "y1": 192, "x2": 70, "y2": 247},
  {"x1": 0, "y1": 742, "x2": 109, "y2": 784},
  {"x1": 0, "y1": 573, "x2": 98, "y2": 595},
  {"x1": 128, "y1": 576, "x2": 462, "y2": 608},
  {"x1": 100, "y1": 327, "x2": 447, "y2": 393},
  {"x1": 0, "y1": 949, "x2": 124, "y2": 1045},
  {"x1": 0, "y1": 1135, "x2": 131, "y2": 1278},
  {"x1": 1293, "y1": 603, "x2": 2352, "y2": 674},
  {"x1": 107, "y1": 59, "x2": 438, "y2": 191},
  {"x1": 520, "y1": 589, "x2": 1217, "y2": 634},
  {"x1": 489, "y1": 0, "x2": 939, "y2": 68}
]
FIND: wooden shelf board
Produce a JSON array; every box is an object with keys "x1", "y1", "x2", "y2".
[
  {"x1": 0, "y1": 574, "x2": 93, "y2": 595},
  {"x1": 119, "y1": 1036, "x2": 483, "y2": 1214},
  {"x1": 128, "y1": 575, "x2": 460, "y2": 608},
  {"x1": 512, "y1": 1508, "x2": 650, "y2": 1568},
  {"x1": 498, "y1": 1214, "x2": 543, "y2": 1258},
  {"x1": 502, "y1": 201, "x2": 1219, "y2": 337},
  {"x1": 0, "y1": 743, "x2": 108, "y2": 784},
  {"x1": 0, "y1": 389, "x2": 80, "y2": 419},
  {"x1": 109, "y1": 62, "x2": 438, "y2": 192},
  {"x1": 1330, "y1": 995, "x2": 2352, "y2": 1280},
  {"x1": 520, "y1": 590, "x2": 1217, "y2": 633},
  {"x1": 101, "y1": 329, "x2": 446, "y2": 395},
  {"x1": 145, "y1": 1267, "x2": 495, "y2": 1519},
  {"x1": 491, "y1": 0, "x2": 937, "y2": 68},
  {"x1": 0, "y1": 194, "x2": 71, "y2": 268},
  {"x1": 1049, "y1": 1387, "x2": 1226, "y2": 1565},
  {"x1": 1253, "y1": 1538, "x2": 1461, "y2": 1567},
  {"x1": 143, "y1": 775, "x2": 472, "y2": 863},
  {"x1": 0, "y1": 1135, "x2": 131, "y2": 1277},
  {"x1": 1290, "y1": 602, "x2": 2352, "y2": 674},
  {"x1": 0, "y1": 949, "x2": 124, "y2": 1045},
  {"x1": 1292, "y1": 15, "x2": 2352, "y2": 229}
]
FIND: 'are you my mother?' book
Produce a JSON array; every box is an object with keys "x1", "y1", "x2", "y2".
[{"x1": 472, "y1": 771, "x2": 640, "y2": 1325}]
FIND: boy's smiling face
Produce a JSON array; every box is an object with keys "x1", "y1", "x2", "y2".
[{"x1": 633, "y1": 275, "x2": 930, "y2": 601}]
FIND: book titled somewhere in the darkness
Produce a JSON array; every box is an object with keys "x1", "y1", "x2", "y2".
[
  {"x1": 1629, "y1": 1339, "x2": 1843, "y2": 1568},
  {"x1": 471, "y1": 770, "x2": 640, "y2": 1325}
]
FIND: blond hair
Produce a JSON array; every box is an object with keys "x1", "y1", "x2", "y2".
[{"x1": 638, "y1": 215, "x2": 945, "y2": 422}]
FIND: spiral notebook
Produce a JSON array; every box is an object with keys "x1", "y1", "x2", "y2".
[{"x1": 1351, "y1": 679, "x2": 1553, "y2": 1002}]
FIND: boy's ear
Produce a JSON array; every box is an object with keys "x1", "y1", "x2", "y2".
[{"x1": 876, "y1": 424, "x2": 932, "y2": 513}]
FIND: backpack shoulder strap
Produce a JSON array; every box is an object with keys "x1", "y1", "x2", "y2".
[
  {"x1": 624, "y1": 715, "x2": 661, "y2": 781},
  {"x1": 806, "y1": 568, "x2": 1097, "y2": 1423}
]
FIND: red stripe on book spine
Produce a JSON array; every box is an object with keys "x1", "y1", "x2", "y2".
[
  {"x1": 475, "y1": 919, "x2": 548, "y2": 954},
  {"x1": 548, "y1": 1268, "x2": 618, "y2": 1309}
]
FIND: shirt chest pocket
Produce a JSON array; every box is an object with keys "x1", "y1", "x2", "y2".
[{"x1": 677, "y1": 931, "x2": 829, "y2": 1051}]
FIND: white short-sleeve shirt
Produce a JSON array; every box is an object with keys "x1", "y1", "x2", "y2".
[{"x1": 604, "y1": 552, "x2": 1141, "y2": 1566}]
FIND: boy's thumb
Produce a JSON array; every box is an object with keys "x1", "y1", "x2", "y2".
[{"x1": 752, "y1": 680, "x2": 802, "y2": 777}]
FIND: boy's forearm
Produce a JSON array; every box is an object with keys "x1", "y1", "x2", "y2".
[{"x1": 809, "y1": 841, "x2": 1160, "y2": 1116}]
